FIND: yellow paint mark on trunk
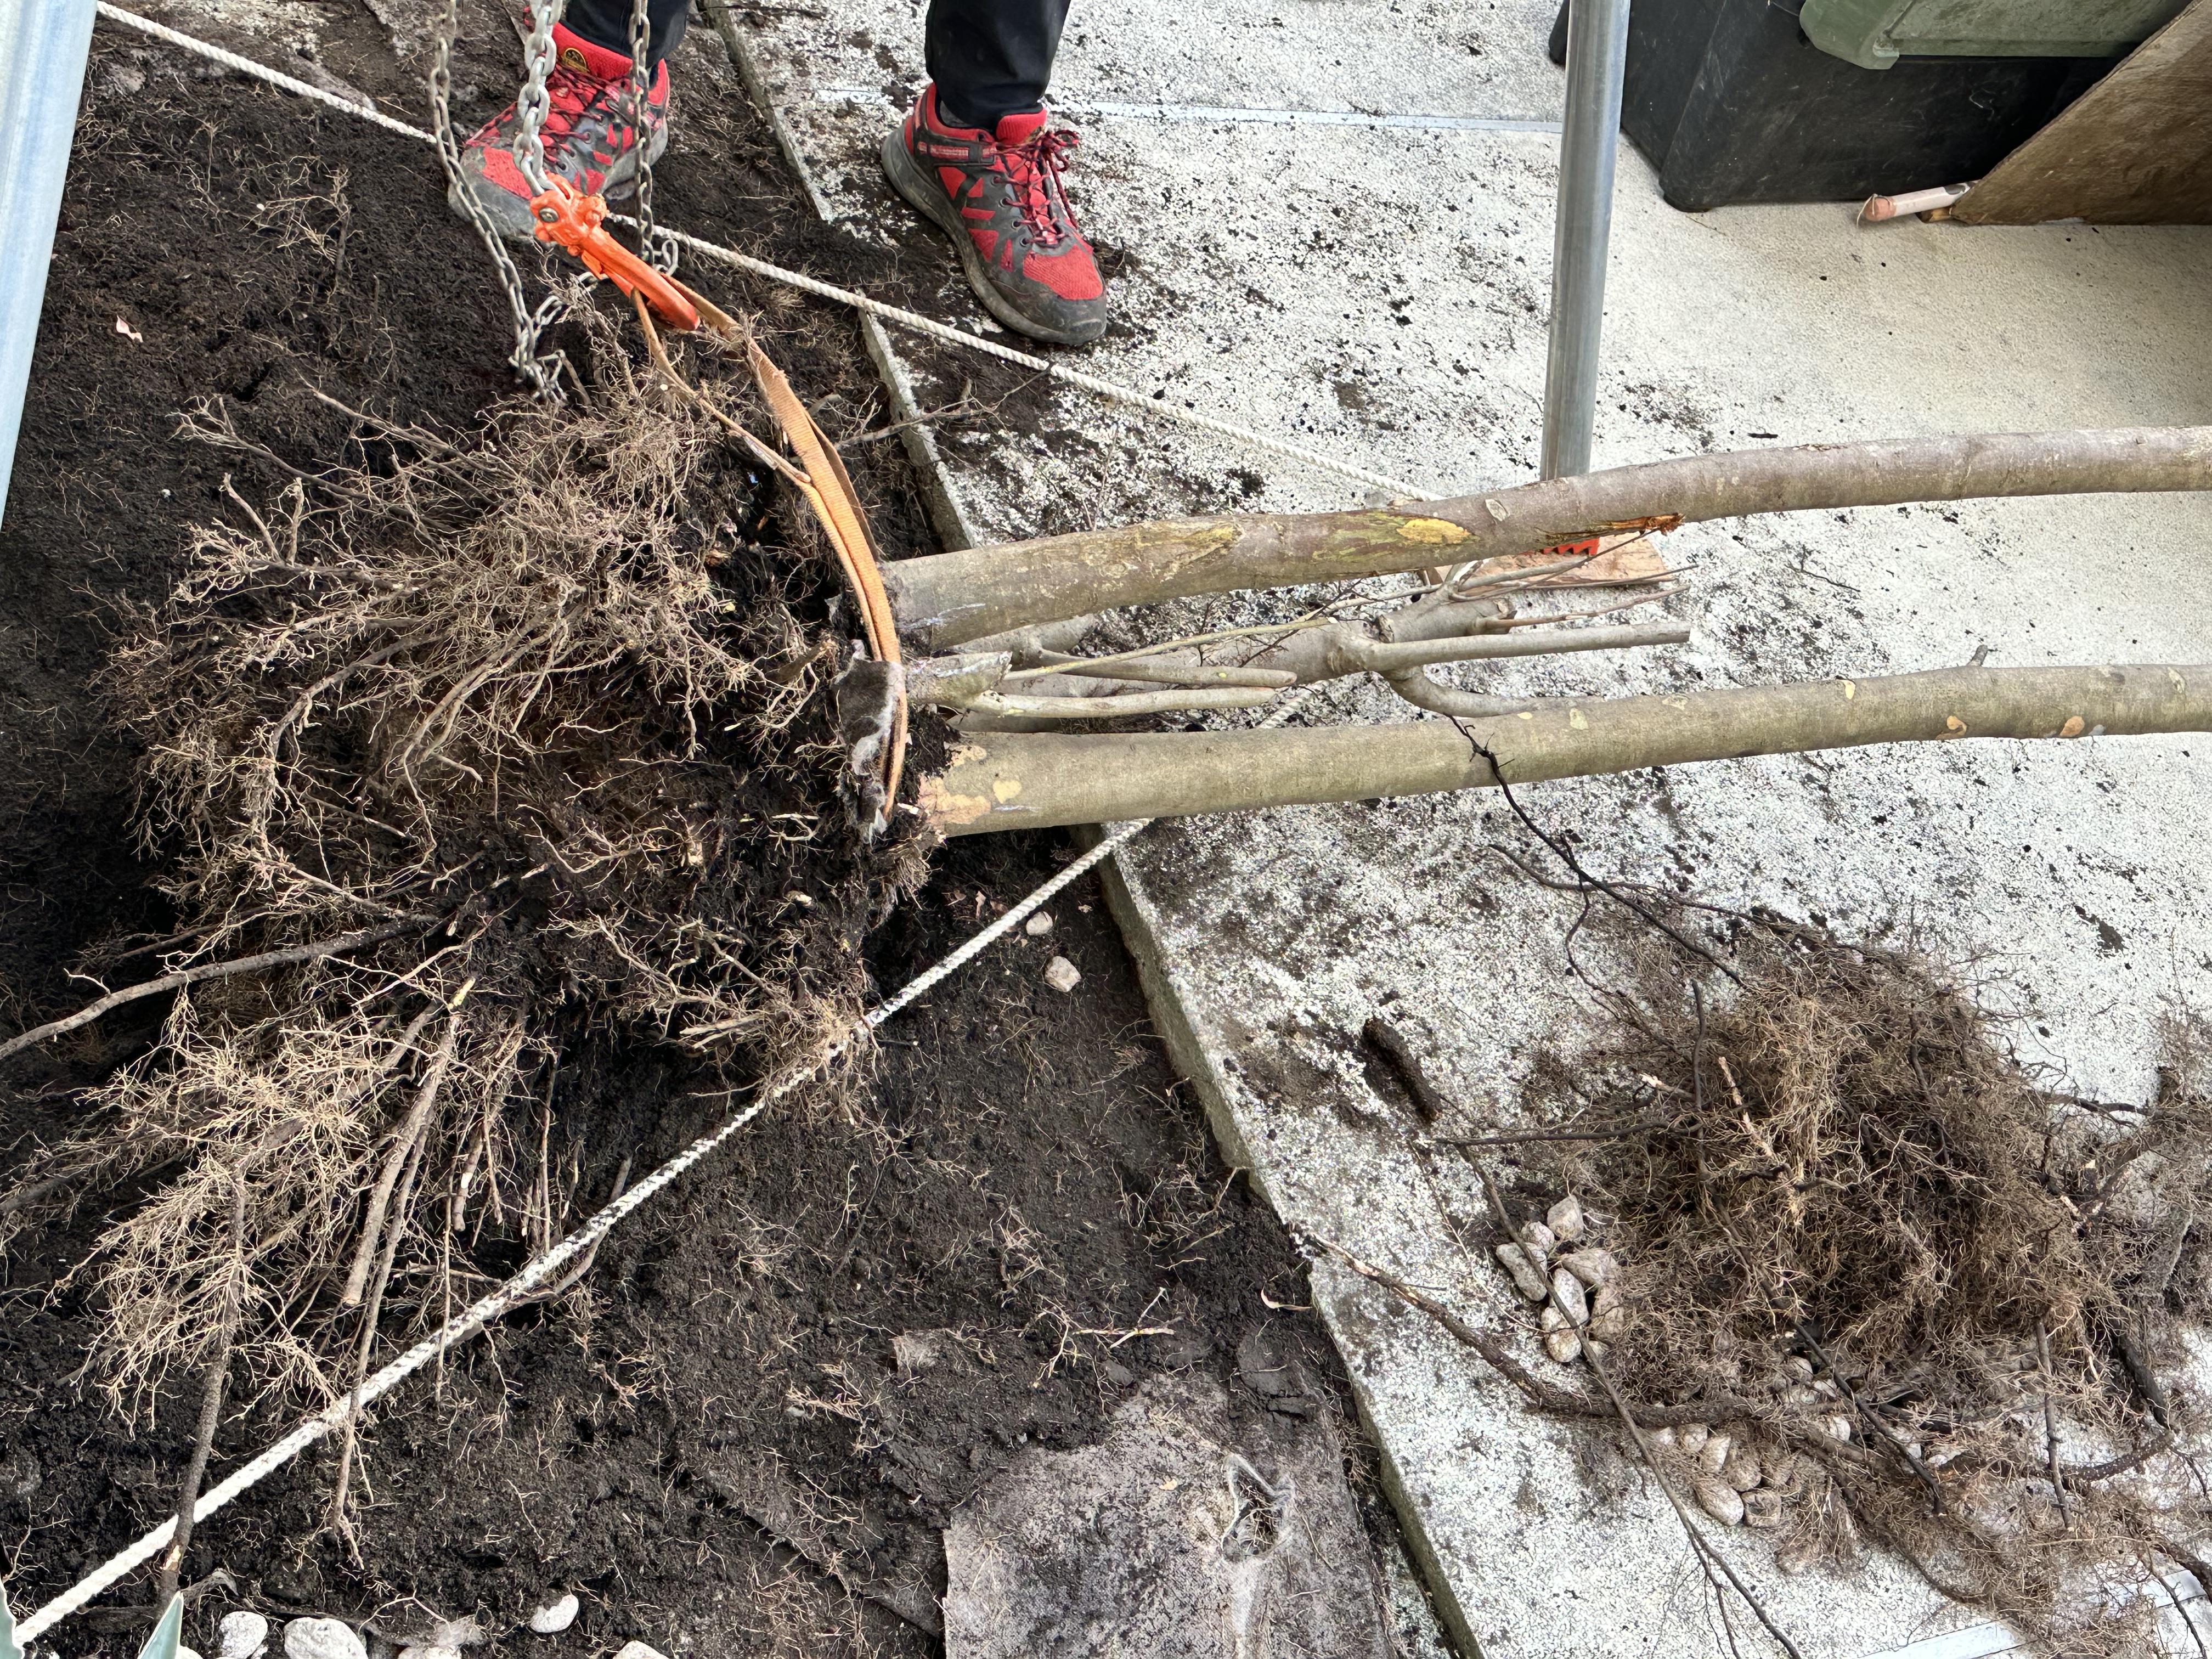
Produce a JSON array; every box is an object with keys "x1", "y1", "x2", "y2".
[
  {"x1": 1396, "y1": 517, "x2": 1471, "y2": 545},
  {"x1": 2059, "y1": 715, "x2": 2085, "y2": 738},
  {"x1": 992, "y1": 776, "x2": 1024, "y2": 803},
  {"x1": 1841, "y1": 680, "x2": 1857, "y2": 700}
]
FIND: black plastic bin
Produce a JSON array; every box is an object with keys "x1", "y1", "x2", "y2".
[{"x1": 1547, "y1": 0, "x2": 2111, "y2": 210}]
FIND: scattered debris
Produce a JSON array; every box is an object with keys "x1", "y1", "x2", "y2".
[
  {"x1": 1023, "y1": 910, "x2": 1054, "y2": 936},
  {"x1": 115, "y1": 316, "x2": 144, "y2": 343},
  {"x1": 1043, "y1": 956, "x2": 1081, "y2": 993},
  {"x1": 612, "y1": 1645, "x2": 669, "y2": 1659}
]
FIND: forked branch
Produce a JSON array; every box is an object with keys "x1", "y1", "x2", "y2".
[{"x1": 887, "y1": 426, "x2": 2212, "y2": 647}]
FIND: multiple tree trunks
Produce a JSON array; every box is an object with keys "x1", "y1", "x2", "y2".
[
  {"x1": 918, "y1": 664, "x2": 2211, "y2": 834},
  {"x1": 884, "y1": 427, "x2": 2212, "y2": 649}
]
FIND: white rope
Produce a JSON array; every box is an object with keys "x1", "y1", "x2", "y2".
[
  {"x1": 89, "y1": 3, "x2": 1437, "y2": 505},
  {"x1": 94, "y1": 4, "x2": 430, "y2": 141},
  {"x1": 14, "y1": 807, "x2": 1151, "y2": 1644}
]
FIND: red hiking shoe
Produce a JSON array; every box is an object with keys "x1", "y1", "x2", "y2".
[
  {"x1": 447, "y1": 24, "x2": 670, "y2": 242},
  {"x1": 881, "y1": 86, "x2": 1108, "y2": 346}
]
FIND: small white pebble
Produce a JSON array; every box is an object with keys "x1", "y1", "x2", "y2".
[
  {"x1": 1542, "y1": 1325, "x2": 1581, "y2": 1364},
  {"x1": 1560, "y1": 1248, "x2": 1618, "y2": 1289},
  {"x1": 1649, "y1": 1425, "x2": 1677, "y2": 1449},
  {"x1": 613, "y1": 1646, "x2": 670, "y2": 1659},
  {"x1": 1545, "y1": 1194, "x2": 1584, "y2": 1242},
  {"x1": 528, "y1": 1597, "x2": 579, "y2": 1637},
  {"x1": 1699, "y1": 1432, "x2": 1733, "y2": 1473},
  {"x1": 218, "y1": 1613, "x2": 271, "y2": 1659},
  {"x1": 1492, "y1": 1243, "x2": 1549, "y2": 1302},
  {"x1": 1677, "y1": 1423, "x2": 1710, "y2": 1454},
  {"x1": 1549, "y1": 1268, "x2": 1589, "y2": 1327},
  {"x1": 1824, "y1": 1413, "x2": 1854, "y2": 1442},
  {"x1": 397, "y1": 1648, "x2": 462, "y2": 1659},
  {"x1": 285, "y1": 1620, "x2": 367, "y2": 1659},
  {"x1": 1023, "y1": 911, "x2": 1053, "y2": 936},
  {"x1": 1043, "y1": 955, "x2": 1080, "y2": 992},
  {"x1": 1694, "y1": 1476, "x2": 1746, "y2": 1526}
]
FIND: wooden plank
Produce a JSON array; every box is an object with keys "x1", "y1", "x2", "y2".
[{"x1": 1955, "y1": 0, "x2": 2212, "y2": 223}]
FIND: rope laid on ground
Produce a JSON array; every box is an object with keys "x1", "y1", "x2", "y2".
[
  {"x1": 90, "y1": 3, "x2": 1437, "y2": 504},
  {"x1": 15, "y1": 813, "x2": 1151, "y2": 1644}
]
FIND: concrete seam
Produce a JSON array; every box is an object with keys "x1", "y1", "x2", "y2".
[{"x1": 1081, "y1": 826, "x2": 1485, "y2": 1658}]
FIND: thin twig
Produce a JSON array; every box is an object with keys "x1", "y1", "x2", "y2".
[
  {"x1": 154, "y1": 1175, "x2": 245, "y2": 1609},
  {"x1": 2037, "y1": 1325, "x2": 2070, "y2": 1529},
  {"x1": 2145, "y1": 1552, "x2": 2212, "y2": 1659},
  {"x1": 339, "y1": 1012, "x2": 463, "y2": 1306},
  {"x1": 326, "y1": 1109, "x2": 430, "y2": 1539},
  {"x1": 0, "y1": 916, "x2": 433, "y2": 1063},
  {"x1": 1454, "y1": 730, "x2": 1745, "y2": 989}
]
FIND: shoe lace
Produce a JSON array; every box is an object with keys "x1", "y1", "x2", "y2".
[
  {"x1": 540, "y1": 63, "x2": 639, "y2": 146},
  {"x1": 995, "y1": 127, "x2": 1081, "y2": 248}
]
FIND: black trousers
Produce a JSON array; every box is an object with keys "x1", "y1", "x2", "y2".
[{"x1": 563, "y1": 0, "x2": 1069, "y2": 127}]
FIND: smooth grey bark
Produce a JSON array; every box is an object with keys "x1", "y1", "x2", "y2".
[
  {"x1": 884, "y1": 427, "x2": 2212, "y2": 648},
  {"x1": 918, "y1": 664, "x2": 2211, "y2": 834}
]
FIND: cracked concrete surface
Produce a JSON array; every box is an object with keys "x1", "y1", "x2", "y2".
[{"x1": 721, "y1": 0, "x2": 2212, "y2": 1650}]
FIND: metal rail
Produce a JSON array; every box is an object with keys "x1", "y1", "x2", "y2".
[
  {"x1": 0, "y1": 0, "x2": 97, "y2": 526},
  {"x1": 1539, "y1": 0, "x2": 1632, "y2": 481}
]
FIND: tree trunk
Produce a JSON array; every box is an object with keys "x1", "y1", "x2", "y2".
[
  {"x1": 918, "y1": 664, "x2": 2210, "y2": 834},
  {"x1": 884, "y1": 427, "x2": 2212, "y2": 648}
]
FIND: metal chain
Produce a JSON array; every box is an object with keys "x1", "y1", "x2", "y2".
[
  {"x1": 430, "y1": 0, "x2": 568, "y2": 396},
  {"x1": 627, "y1": 0, "x2": 677, "y2": 273},
  {"x1": 512, "y1": 0, "x2": 561, "y2": 195}
]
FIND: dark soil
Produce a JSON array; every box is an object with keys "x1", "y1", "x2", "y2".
[{"x1": 0, "y1": 14, "x2": 1406, "y2": 1657}]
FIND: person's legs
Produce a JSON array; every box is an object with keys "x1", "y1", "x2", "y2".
[
  {"x1": 925, "y1": 0, "x2": 1070, "y2": 127},
  {"x1": 444, "y1": 0, "x2": 685, "y2": 240},
  {"x1": 561, "y1": 0, "x2": 691, "y2": 71},
  {"x1": 882, "y1": 0, "x2": 1107, "y2": 346}
]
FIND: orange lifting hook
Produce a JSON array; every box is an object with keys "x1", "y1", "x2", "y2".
[{"x1": 529, "y1": 174, "x2": 700, "y2": 331}]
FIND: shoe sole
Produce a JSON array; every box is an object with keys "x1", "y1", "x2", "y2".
[
  {"x1": 880, "y1": 128, "x2": 1107, "y2": 348},
  {"x1": 448, "y1": 119, "x2": 673, "y2": 245}
]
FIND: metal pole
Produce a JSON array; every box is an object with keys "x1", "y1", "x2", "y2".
[
  {"x1": 0, "y1": 0, "x2": 98, "y2": 527},
  {"x1": 1539, "y1": 0, "x2": 1631, "y2": 481}
]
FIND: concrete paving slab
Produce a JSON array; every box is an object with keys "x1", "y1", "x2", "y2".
[{"x1": 717, "y1": 0, "x2": 2212, "y2": 1652}]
